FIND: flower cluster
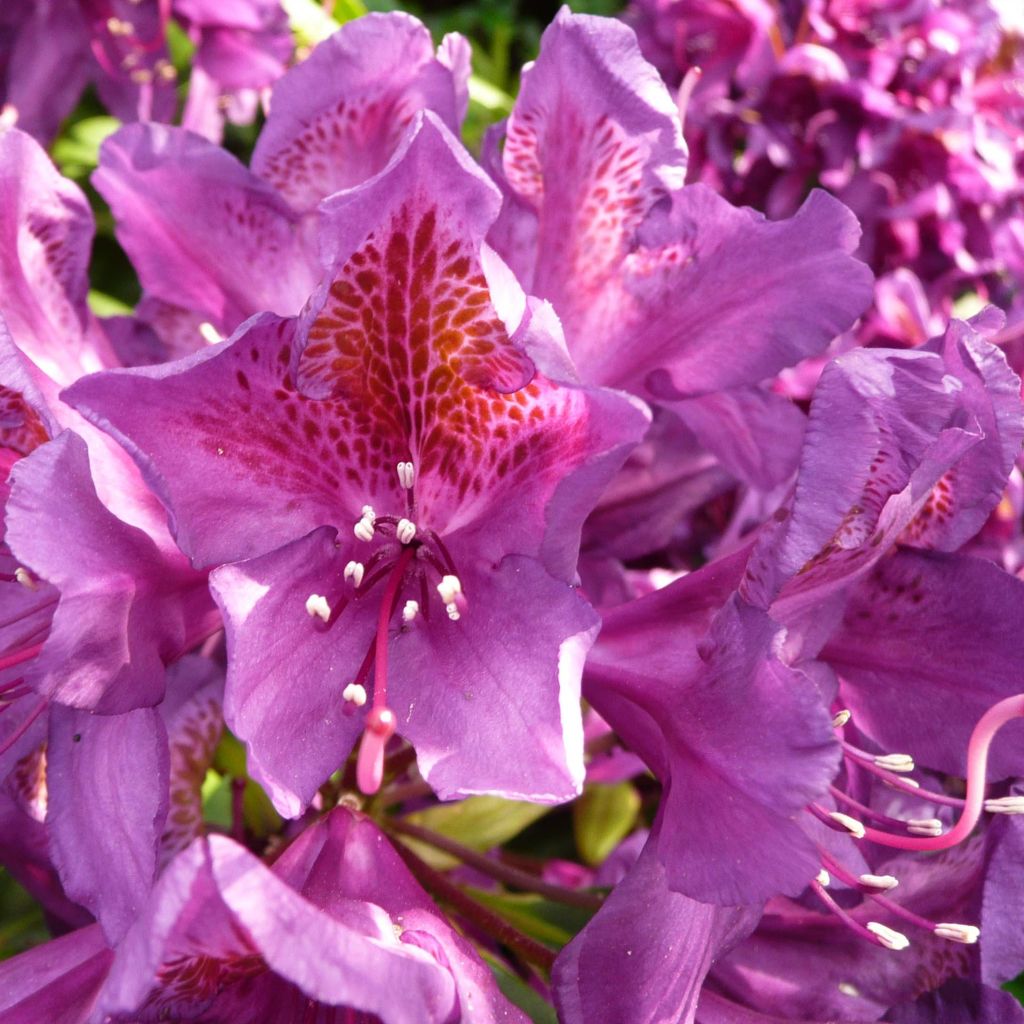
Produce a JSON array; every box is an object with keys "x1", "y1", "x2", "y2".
[
  {"x1": 628, "y1": 0, "x2": 1024, "y2": 347},
  {"x1": 0, "y1": 5, "x2": 1023, "y2": 1024}
]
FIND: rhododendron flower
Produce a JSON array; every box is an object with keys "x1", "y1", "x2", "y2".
[
  {"x1": 69, "y1": 112, "x2": 650, "y2": 817},
  {"x1": 92, "y1": 12, "x2": 470, "y2": 358},
  {"x1": 0, "y1": 807, "x2": 527, "y2": 1023}
]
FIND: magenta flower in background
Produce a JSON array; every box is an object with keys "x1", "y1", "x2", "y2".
[{"x1": 0, "y1": 0, "x2": 292, "y2": 143}]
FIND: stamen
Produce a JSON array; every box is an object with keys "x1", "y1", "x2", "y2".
[
  {"x1": 816, "y1": 869, "x2": 831, "y2": 887},
  {"x1": 344, "y1": 561, "x2": 365, "y2": 587},
  {"x1": 862, "y1": 694, "x2": 1024, "y2": 851},
  {"x1": 446, "y1": 602, "x2": 460, "y2": 621},
  {"x1": 873, "y1": 753, "x2": 915, "y2": 773},
  {"x1": 859, "y1": 873, "x2": 899, "y2": 891},
  {"x1": 811, "y1": 878, "x2": 905, "y2": 951},
  {"x1": 831, "y1": 709, "x2": 851, "y2": 728},
  {"x1": 197, "y1": 322, "x2": 223, "y2": 344},
  {"x1": 934, "y1": 923, "x2": 980, "y2": 944},
  {"x1": 437, "y1": 574, "x2": 462, "y2": 604},
  {"x1": 829, "y1": 811, "x2": 866, "y2": 839},
  {"x1": 866, "y1": 922, "x2": 909, "y2": 951},
  {"x1": 304, "y1": 594, "x2": 331, "y2": 623},
  {"x1": 397, "y1": 461, "x2": 415, "y2": 490},
  {"x1": 906, "y1": 818, "x2": 943, "y2": 837},
  {"x1": 396, "y1": 519, "x2": 416, "y2": 545},
  {"x1": 402, "y1": 600, "x2": 419, "y2": 623},
  {"x1": 985, "y1": 796, "x2": 1024, "y2": 814},
  {"x1": 14, "y1": 568, "x2": 36, "y2": 591},
  {"x1": 342, "y1": 683, "x2": 367, "y2": 707},
  {"x1": 354, "y1": 507, "x2": 376, "y2": 542}
]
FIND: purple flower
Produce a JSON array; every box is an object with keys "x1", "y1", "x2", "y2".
[
  {"x1": 92, "y1": 12, "x2": 470, "y2": 358},
  {"x1": 0, "y1": 0, "x2": 293, "y2": 143},
  {"x1": 68, "y1": 111, "x2": 650, "y2": 816},
  {"x1": 0, "y1": 806, "x2": 528, "y2": 1023}
]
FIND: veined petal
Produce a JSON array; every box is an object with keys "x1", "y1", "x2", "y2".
[
  {"x1": 47, "y1": 703, "x2": 169, "y2": 943},
  {"x1": 93, "y1": 123, "x2": 317, "y2": 336},
  {"x1": 211, "y1": 529, "x2": 368, "y2": 819},
  {"x1": 389, "y1": 554, "x2": 597, "y2": 803},
  {"x1": 252, "y1": 13, "x2": 469, "y2": 213},
  {"x1": 6, "y1": 431, "x2": 206, "y2": 712},
  {"x1": 0, "y1": 128, "x2": 113, "y2": 386}
]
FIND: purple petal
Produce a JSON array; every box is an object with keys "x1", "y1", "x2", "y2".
[
  {"x1": 252, "y1": 13, "x2": 468, "y2": 213},
  {"x1": 211, "y1": 528, "x2": 367, "y2": 818},
  {"x1": 587, "y1": 583, "x2": 839, "y2": 904},
  {"x1": 273, "y1": 807, "x2": 528, "y2": 1023},
  {"x1": 6, "y1": 431, "x2": 203, "y2": 712},
  {"x1": 823, "y1": 548, "x2": 1024, "y2": 779},
  {"x1": 888, "y1": 981, "x2": 1024, "y2": 1024},
  {"x1": 492, "y1": 9, "x2": 686, "y2": 306},
  {"x1": 554, "y1": 823, "x2": 759, "y2": 1024},
  {"x1": 47, "y1": 702, "x2": 168, "y2": 942},
  {"x1": 389, "y1": 554, "x2": 598, "y2": 802},
  {"x1": 0, "y1": 924, "x2": 111, "y2": 1024},
  {"x1": 0, "y1": 128, "x2": 112, "y2": 386},
  {"x1": 65, "y1": 314, "x2": 379, "y2": 568},
  {"x1": 93, "y1": 123, "x2": 317, "y2": 336}
]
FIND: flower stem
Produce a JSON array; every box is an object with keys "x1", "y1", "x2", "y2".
[
  {"x1": 388, "y1": 833, "x2": 557, "y2": 973},
  {"x1": 389, "y1": 817, "x2": 604, "y2": 911}
]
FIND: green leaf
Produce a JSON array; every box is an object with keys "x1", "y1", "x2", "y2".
[
  {"x1": 208, "y1": 733, "x2": 283, "y2": 838},
  {"x1": 483, "y1": 953, "x2": 558, "y2": 1024},
  {"x1": 52, "y1": 116, "x2": 120, "y2": 179},
  {"x1": 87, "y1": 290, "x2": 133, "y2": 317},
  {"x1": 0, "y1": 872, "x2": 49, "y2": 961},
  {"x1": 283, "y1": 0, "x2": 366, "y2": 48},
  {"x1": 467, "y1": 889, "x2": 594, "y2": 948},
  {"x1": 1005, "y1": 971, "x2": 1024, "y2": 1005},
  {"x1": 572, "y1": 781, "x2": 641, "y2": 867},
  {"x1": 402, "y1": 796, "x2": 551, "y2": 869}
]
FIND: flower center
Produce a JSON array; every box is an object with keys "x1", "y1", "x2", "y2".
[{"x1": 302, "y1": 461, "x2": 468, "y2": 794}]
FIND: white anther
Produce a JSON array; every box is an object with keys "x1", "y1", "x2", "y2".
[
  {"x1": 198, "y1": 322, "x2": 223, "y2": 345},
  {"x1": 816, "y1": 869, "x2": 831, "y2": 887},
  {"x1": 154, "y1": 59, "x2": 176, "y2": 82},
  {"x1": 985, "y1": 796, "x2": 1024, "y2": 814},
  {"x1": 130, "y1": 68, "x2": 153, "y2": 84},
  {"x1": 934, "y1": 923, "x2": 980, "y2": 945},
  {"x1": 396, "y1": 519, "x2": 416, "y2": 545},
  {"x1": 305, "y1": 594, "x2": 331, "y2": 623},
  {"x1": 354, "y1": 508, "x2": 376, "y2": 542},
  {"x1": 859, "y1": 873, "x2": 899, "y2": 891},
  {"x1": 342, "y1": 683, "x2": 367, "y2": 707},
  {"x1": 831, "y1": 709, "x2": 851, "y2": 728},
  {"x1": 14, "y1": 567, "x2": 37, "y2": 591},
  {"x1": 397, "y1": 461, "x2": 415, "y2": 489},
  {"x1": 106, "y1": 16, "x2": 133, "y2": 35},
  {"x1": 867, "y1": 922, "x2": 909, "y2": 951},
  {"x1": 446, "y1": 602, "x2": 460, "y2": 621},
  {"x1": 344, "y1": 561, "x2": 365, "y2": 587},
  {"x1": 887, "y1": 776, "x2": 920, "y2": 790},
  {"x1": 906, "y1": 818, "x2": 943, "y2": 837},
  {"x1": 402, "y1": 600, "x2": 420, "y2": 623},
  {"x1": 873, "y1": 753, "x2": 915, "y2": 773},
  {"x1": 837, "y1": 982, "x2": 861, "y2": 998},
  {"x1": 437, "y1": 575, "x2": 462, "y2": 605},
  {"x1": 829, "y1": 811, "x2": 866, "y2": 839}
]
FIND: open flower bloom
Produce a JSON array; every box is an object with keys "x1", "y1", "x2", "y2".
[
  {"x1": 68, "y1": 111, "x2": 650, "y2": 817},
  {"x1": 485, "y1": 9, "x2": 873, "y2": 491},
  {"x1": 0, "y1": 806, "x2": 527, "y2": 1023},
  {"x1": 562, "y1": 317, "x2": 1024, "y2": 1018},
  {"x1": 92, "y1": 12, "x2": 470, "y2": 359}
]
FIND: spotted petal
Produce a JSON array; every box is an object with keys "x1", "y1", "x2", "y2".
[
  {"x1": 252, "y1": 13, "x2": 470, "y2": 213},
  {"x1": 93, "y1": 123, "x2": 317, "y2": 339}
]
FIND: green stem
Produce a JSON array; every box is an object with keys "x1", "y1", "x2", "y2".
[
  {"x1": 390, "y1": 818, "x2": 602, "y2": 911},
  {"x1": 388, "y1": 833, "x2": 557, "y2": 973}
]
